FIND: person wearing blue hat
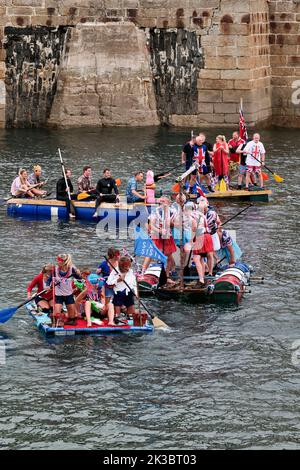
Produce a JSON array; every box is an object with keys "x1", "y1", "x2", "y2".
[{"x1": 85, "y1": 274, "x2": 115, "y2": 327}]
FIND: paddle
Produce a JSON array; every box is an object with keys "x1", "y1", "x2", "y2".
[
  {"x1": 105, "y1": 257, "x2": 168, "y2": 329},
  {"x1": 0, "y1": 287, "x2": 50, "y2": 324},
  {"x1": 154, "y1": 163, "x2": 185, "y2": 182},
  {"x1": 58, "y1": 148, "x2": 76, "y2": 217},
  {"x1": 249, "y1": 154, "x2": 283, "y2": 183},
  {"x1": 222, "y1": 203, "x2": 253, "y2": 227}
]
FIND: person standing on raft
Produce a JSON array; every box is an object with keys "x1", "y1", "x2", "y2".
[{"x1": 212, "y1": 135, "x2": 230, "y2": 191}]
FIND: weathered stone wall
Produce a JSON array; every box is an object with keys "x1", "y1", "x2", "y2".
[
  {"x1": 269, "y1": 0, "x2": 300, "y2": 127},
  {"x1": 0, "y1": 0, "x2": 299, "y2": 128}
]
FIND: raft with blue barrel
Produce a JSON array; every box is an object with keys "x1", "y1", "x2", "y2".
[
  {"x1": 208, "y1": 262, "x2": 251, "y2": 304},
  {"x1": 26, "y1": 302, "x2": 154, "y2": 337},
  {"x1": 6, "y1": 198, "x2": 153, "y2": 225}
]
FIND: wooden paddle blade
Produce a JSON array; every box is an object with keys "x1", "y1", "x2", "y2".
[
  {"x1": 261, "y1": 171, "x2": 269, "y2": 181},
  {"x1": 273, "y1": 173, "x2": 283, "y2": 183},
  {"x1": 152, "y1": 315, "x2": 169, "y2": 329}
]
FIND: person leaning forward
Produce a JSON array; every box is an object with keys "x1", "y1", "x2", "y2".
[
  {"x1": 126, "y1": 171, "x2": 146, "y2": 203},
  {"x1": 77, "y1": 165, "x2": 97, "y2": 200}
]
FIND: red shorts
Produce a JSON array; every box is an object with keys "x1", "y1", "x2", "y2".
[
  {"x1": 153, "y1": 237, "x2": 177, "y2": 256},
  {"x1": 193, "y1": 233, "x2": 213, "y2": 255},
  {"x1": 247, "y1": 165, "x2": 261, "y2": 174}
]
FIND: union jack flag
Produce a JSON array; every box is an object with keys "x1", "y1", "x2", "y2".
[
  {"x1": 196, "y1": 184, "x2": 207, "y2": 198},
  {"x1": 239, "y1": 105, "x2": 248, "y2": 141}
]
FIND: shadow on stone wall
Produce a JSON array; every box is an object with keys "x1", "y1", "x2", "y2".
[
  {"x1": 4, "y1": 26, "x2": 69, "y2": 128},
  {"x1": 149, "y1": 28, "x2": 204, "y2": 125}
]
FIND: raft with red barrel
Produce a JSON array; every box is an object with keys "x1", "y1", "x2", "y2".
[{"x1": 207, "y1": 263, "x2": 251, "y2": 304}]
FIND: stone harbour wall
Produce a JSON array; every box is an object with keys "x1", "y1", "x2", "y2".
[{"x1": 0, "y1": 0, "x2": 299, "y2": 128}]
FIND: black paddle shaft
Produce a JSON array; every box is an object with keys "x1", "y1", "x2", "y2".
[{"x1": 105, "y1": 257, "x2": 155, "y2": 319}]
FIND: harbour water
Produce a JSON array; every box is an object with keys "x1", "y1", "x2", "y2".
[{"x1": 0, "y1": 126, "x2": 299, "y2": 450}]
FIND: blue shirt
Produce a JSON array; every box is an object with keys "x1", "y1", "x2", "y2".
[
  {"x1": 126, "y1": 177, "x2": 138, "y2": 201},
  {"x1": 97, "y1": 260, "x2": 110, "y2": 279}
]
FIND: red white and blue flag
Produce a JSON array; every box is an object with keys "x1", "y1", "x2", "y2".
[{"x1": 239, "y1": 103, "x2": 248, "y2": 141}]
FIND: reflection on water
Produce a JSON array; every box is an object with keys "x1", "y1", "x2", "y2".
[{"x1": 0, "y1": 126, "x2": 299, "y2": 450}]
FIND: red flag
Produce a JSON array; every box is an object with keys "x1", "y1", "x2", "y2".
[{"x1": 239, "y1": 105, "x2": 248, "y2": 141}]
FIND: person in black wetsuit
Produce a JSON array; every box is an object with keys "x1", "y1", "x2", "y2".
[
  {"x1": 56, "y1": 169, "x2": 77, "y2": 218},
  {"x1": 93, "y1": 168, "x2": 119, "y2": 217}
]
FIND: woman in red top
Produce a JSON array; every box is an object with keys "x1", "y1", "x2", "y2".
[
  {"x1": 212, "y1": 135, "x2": 230, "y2": 191},
  {"x1": 27, "y1": 264, "x2": 53, "y2": 313}
]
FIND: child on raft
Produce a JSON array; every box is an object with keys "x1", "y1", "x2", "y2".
[
  {"x1": 84, "y1": 274, "x2": 115, "y2": 327},
  {"x1": 47, "y1": 254, "x2": 82, "y2": 327},
  {"x1": 97, "y1": 247, "x2": 121, "y2": 306},
  {"x1": 27, "y1": 264, "x2": 54, "y2": 314},
  {"x1": 106, "y1": 256, "x2": 137, "y2": 319}
]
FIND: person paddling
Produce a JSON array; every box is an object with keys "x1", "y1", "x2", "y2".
[
  {"x1": 56, "y1": 168, "x2": 77, "y2": 219},
  {"x1": 27, "y1": 264, "x2": 54, "y2": 314},
  {"x1": 11, "y1": 169, "x2": 47, "y2": 198},
  {"x1": 77, "y1": 166, "x2": 97, "y2": 200}
]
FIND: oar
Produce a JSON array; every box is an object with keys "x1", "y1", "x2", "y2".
[
  {"x1": 0, "y1": 287, "x2": 50, "y2": 324},
  {"x1": 154, "y1": 162, "x2": 185, "y2": 182},
  {"x1": 249, "y1": 154, "x2": 283, "y2": 183},
  {"x1": 105, "y1": 257, "x2": 168, "y2": 329},
  {"x1": 222, "y1": 203, "x2": 253, "y2": 227},
  {"x1": 58, "y1": 148, "x2": 76, "y2": 217}
]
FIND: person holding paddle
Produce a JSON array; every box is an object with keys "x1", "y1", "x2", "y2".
[
  {"x1": 243, "y1": 133, "x2": 266, "y2": 190},
  {"x1": 56, "y1": 168, "x2": 77, "y2": 219},
  {"x1": 77, "y1": 166, "x2": 97, "y2": 200},
  {"x1": 11, "y1": 169, "x2": 47, "y2": 198},
  {"x1": 27, "y1": 264, "x2": 54, "y2": 314}
]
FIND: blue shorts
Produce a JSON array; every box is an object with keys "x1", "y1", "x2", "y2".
[
  {"x1": 55, "y1": 294, "x2": 74, "y2": 305},
  {"x1": 239, "y1": 165, "x2": 247, "y2": 175},
  {"x1": 105, "y1": 286, "x2": 114, "y2": 298},
  {"x1": 113, "y1": 290, "x2": 134, "y2": 307}
]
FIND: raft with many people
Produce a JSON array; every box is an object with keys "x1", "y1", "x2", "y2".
[
  {"x1": 138, "y1": 262, "x2": 253, "y2": 305},
  {"x1": 6, "y1": 188, "x2": 272, "y2": 222},
  {"x1": 26, "y1": 302, "x2": 154, "y2": 337}
]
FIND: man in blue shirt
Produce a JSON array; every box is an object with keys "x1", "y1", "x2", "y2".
[{"x1": 126, "y1": 171, "x2": 146, "y2": 203}]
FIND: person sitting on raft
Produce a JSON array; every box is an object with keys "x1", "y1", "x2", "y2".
[
  {"x1": 28, "y1": 165, "x2": 48, "y2": 193},
  {"x1": 93, "y1": 169, "x2": 120, "y2": 217},
  {"x1": 126, "y1": 171, "x2": 146, "y2": 203},
  {"x1": 77, "y1": 165, "x2": 97, "y2": 200},
  {"x1": 217, "y1": 229, "x2": 235, "y2": 267},
  {"x1": 84, "y1": 274, "x2": 115, "y2": 327},
  {"x1": 47, "y1": 254, "x2": 82, "y2": 327},
  {"x1": 106, "y1": 256, "x2": 137, "y2": 320},
  {"x1": 27, "y1": 264, "x2": 54, "y2": 314},
  {"x1": 56, "y1": 168, "x2": 77, "y2": 219},
  {"x1": 11, "y1": 168, "x2": 47, "y2": 198},
  {"x1": 97, "y1": 247, "x2": 121, "y2": 306}
]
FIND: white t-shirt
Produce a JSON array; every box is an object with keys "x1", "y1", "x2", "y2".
[
  {"x1": 107, "y1": 268, "x2": 137, "y2": 295},
  {"x1": 244, "y1": 141, "x2": 266, "y2": 167},
  {"x1": 11, "y1": 176, "x2": 22, "y2": 196}
]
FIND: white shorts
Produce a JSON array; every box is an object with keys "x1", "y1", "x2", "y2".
[{"x1": 212, "y1": 232, "x2": 221, "y2": 251}]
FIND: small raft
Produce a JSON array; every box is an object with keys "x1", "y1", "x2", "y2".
[
  {"x1": 26, "y1": 303, "x2": 154, "y2": 337},
  {"x1": 139, "y1": 262, "x2": 252, "y2": 305}
]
